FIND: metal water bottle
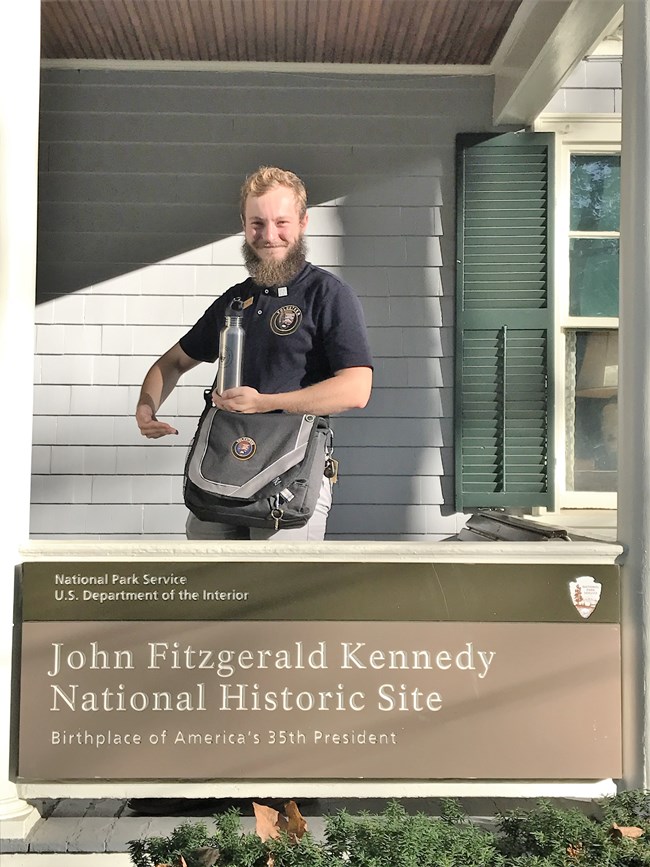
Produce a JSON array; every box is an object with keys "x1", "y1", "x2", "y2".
[{"x1": 215, "y1": 297, "x2": 245, "y2": 393}]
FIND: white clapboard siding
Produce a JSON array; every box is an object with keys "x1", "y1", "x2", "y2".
[
  {"x1": 542, "y1": 53, "x2": 622, "y2": 113},
  {"x1": 33, "y1": 68, "x2": 496, "y2": 540}
]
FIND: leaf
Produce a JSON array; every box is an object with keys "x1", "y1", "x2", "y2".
[
  {"x1": 278, "y1": 801, "x2": 308, "y2": 841},
  {"x1": 253, "y1": 800, "x2": 308, "y2": 844},
  {"x1": 254, "y1": 802, "x2": 282, "y2": 841},
  {"x1": 610, "y1": 822, "x2": 645, "y2": 839}
]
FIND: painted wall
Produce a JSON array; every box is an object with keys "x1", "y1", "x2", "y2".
[
  {"x1": 33, "y1": 68, "x2": 495, "y2": 541},
  {"x1": 544, "y1": 51, "x2": 622, "y2": 113}
]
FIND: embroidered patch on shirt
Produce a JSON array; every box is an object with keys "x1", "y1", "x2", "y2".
[
  {"x1": 270, "y1": 305, "x2": 303, "y2": 335},
  {"x1": 242, "y1": 296, "x2": 254, "y2": 309}
]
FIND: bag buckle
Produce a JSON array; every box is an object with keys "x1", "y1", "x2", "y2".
[{"x1": 270, "y1": 507, "x2": 284, "y2": 530}]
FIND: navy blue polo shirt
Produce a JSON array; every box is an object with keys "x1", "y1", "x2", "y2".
[{"x1": 179, "y1": 262, "x2": 373, "y2": 393}]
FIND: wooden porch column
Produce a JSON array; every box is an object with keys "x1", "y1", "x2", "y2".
[
  {"x1": 0, "y1": 0, "x2": 41, "y2": 838},
  {"x1": 619, "y1": 0, "x2": 650, "y2": 790}
]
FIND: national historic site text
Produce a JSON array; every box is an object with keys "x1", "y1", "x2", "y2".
[{"x1": 46, "y1": 639, "x2": 495, "y2": 713}]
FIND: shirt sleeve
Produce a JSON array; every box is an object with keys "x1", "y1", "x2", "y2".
[{"x1": 319, "y1": 278, "x2": 373, "y2": 373}]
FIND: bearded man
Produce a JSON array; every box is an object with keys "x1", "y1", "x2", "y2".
[{"x1": 136, "y1": 166, "x2": 373, "y2": 540}]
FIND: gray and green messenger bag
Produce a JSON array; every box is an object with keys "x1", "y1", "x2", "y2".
[{"x1": 184, "y1": 397, "x2": 332, "y2": 530}]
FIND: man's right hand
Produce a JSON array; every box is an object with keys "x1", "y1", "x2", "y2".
[
  {"x1": 136, "y1": 343, "x2": 198, "y2": 438},
  {"x1": 136, "y1": 405, "x2": 178, "y2": 439}
]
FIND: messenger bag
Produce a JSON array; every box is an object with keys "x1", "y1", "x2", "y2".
[{"x1": 184, "y1": 394, "x2": 332, "y2": 530}]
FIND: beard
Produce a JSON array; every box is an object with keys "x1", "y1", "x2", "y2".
[{"x1": 242, "y1": 235, "x2": 307, "y2": 288}]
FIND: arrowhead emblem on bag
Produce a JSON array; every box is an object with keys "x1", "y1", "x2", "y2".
[{"x1": 569, "y1": 575, "x2": 602, "y2": 619}]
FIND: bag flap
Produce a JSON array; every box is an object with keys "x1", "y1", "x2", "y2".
[{"x1": 187, "y1": 409, "x2": 317, "y2": 499}]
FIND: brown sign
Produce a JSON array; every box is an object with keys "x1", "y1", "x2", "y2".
[{"x1": 14, "y1": 561, "x2": 622, "y2": 781}]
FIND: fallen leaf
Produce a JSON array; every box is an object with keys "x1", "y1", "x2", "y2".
[
  {"x1": 254, "y1": 800, "x2": 308, "y2": 844},
  {"x1": 278, "y1": 801, "x2": 308, "y2": 841},
  {"x1": 254, "y1": 801, "x2": 282, "y2": 841},
  {"x1": 610, "y1": 822, "x2": 645, "y2": 840}
]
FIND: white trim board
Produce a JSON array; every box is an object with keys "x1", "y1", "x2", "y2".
[
  {"x1": 39, "y1": 59, "x2": 492, "y2": 76},
  {"x1": 17, "y1": 779, "x2": 618, "y2": 800},
  {"x1": 19, "y1": 539, "x2": 624, "y2": 565}
]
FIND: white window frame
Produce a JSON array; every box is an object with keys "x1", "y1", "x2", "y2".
[{"x1": 535, "y1": 115, "x2": 621, "y2": 509}]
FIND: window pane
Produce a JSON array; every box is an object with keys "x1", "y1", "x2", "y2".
[
  {"x1": 570, "y1": 154, "x2": 620, "y2": 231},
  {"x1": 569, "y1": 238, "x2": 619, "y2": 316},
  {"x1": 566, "y1": 330, "x2": 617, "y2": 492}
]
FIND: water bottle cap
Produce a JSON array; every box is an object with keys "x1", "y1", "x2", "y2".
[{"x1": 229, "y1": 297, "x2": 244, "y2": 313}]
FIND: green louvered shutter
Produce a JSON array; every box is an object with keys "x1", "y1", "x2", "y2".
[{"x1": 455, "y1": 132, "x2": 554, "y2": 509}]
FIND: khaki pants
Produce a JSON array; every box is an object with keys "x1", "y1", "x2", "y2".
[{"x1": 185, "y1": 476, "x2": 332, "y2": 541}]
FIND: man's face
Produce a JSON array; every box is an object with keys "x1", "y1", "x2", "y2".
[
  {"x1": 241, "y1": 185, "x2": 308, "y2": 287},
  {"x1": 243, "y1": 186, "x2": 307, "y2": 261}
]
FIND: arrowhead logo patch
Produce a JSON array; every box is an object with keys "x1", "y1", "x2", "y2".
[{"x1": 569, "y1": 575, "x2": 602, "y2": 619}]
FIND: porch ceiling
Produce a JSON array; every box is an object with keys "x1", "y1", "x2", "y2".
[
  {"x1": 41, "y1": 0, "x2": 524, "y2": 66},
  {"x1": 40, "y1": 0, "x2": 624, "y2": 123}
]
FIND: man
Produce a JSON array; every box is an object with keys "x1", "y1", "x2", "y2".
[{"x1": 136, "y1": 166, "x2": 373, "y2": 540}]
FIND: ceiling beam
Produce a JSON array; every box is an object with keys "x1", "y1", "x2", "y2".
[{"x1": 493, "y1": 0, "x2": 623, "y2": 125}]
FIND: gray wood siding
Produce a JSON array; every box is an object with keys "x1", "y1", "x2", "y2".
[{"x1": 33, "y1": 68, "x2": 495, "y2": 540}]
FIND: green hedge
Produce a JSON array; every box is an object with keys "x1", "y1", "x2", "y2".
[{"x1": 128, "y1": 792, "x2": 650, "y2": 867}]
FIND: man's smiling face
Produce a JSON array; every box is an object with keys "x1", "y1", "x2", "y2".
[
  {"x1": 244, "y1": 185, "x2": 307, "y2": 257},
  {"x1": 241, "y1": 185, "x2": 308, "y2": 287}
]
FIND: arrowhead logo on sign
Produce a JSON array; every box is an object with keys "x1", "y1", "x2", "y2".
[{"x1": 569, "y1": 575, "x2": 602, "y2": 619}]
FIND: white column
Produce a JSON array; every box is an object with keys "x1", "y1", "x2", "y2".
[
  {"x1": 619, "y1": 0, "x2": 650, "y2": 790},
  {"x1": 0, "y1": 0, "x2": 41, "y2": 837}
]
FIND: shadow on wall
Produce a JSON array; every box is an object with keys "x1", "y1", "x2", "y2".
[{"x1": 37, "y1": 161, "x2": 370, "y2": 303}]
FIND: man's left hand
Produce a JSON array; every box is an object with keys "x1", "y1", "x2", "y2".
[{"x1": 213, "y1": 386, "x2": 268, "y2": 414}]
